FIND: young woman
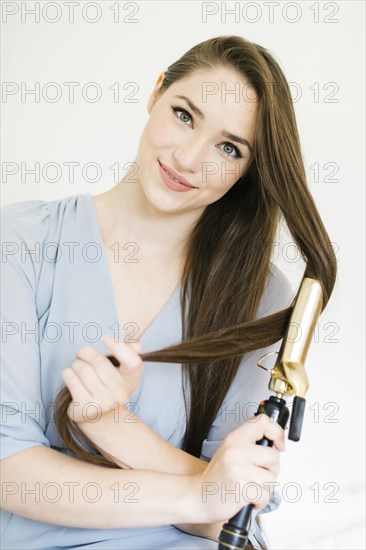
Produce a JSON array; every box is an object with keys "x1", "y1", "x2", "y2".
[{"x1": 1, "y1": 35, "x2": 336, "y2": 549}]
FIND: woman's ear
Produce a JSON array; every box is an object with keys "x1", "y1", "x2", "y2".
[{"x1": 147, "y1": 72, "x2": 165, "y2": 113}]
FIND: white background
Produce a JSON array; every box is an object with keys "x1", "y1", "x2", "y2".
[{"x1": 1, "y1": 1, "x2": 365, "y2": 548}]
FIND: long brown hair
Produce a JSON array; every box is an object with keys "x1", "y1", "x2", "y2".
[{"x1": 54, "y1": 35, "x2": 337, "y2": 468}]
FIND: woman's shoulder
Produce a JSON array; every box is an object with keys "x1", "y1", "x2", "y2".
[
  {"x1": 1, "y1": 193, "x2": 89, "y2": 245},
  {"x1": 1, "y1": 194, "x2": 92, "y2": 292},
  {"x1": 1, "y1": 198, "x2": 49, "y2": 244}
]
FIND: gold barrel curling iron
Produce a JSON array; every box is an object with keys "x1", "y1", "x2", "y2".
[{"x1": 218, "y1": 277, "x2": 324, "y2": 550}]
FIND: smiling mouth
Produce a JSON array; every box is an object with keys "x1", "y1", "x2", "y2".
[{"x1": 159, "y1": 161, "x2": 196, "y2": 188}]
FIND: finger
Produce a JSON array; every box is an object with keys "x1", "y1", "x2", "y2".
[
  {"x1": 237, "y1": 464, "x2": 274, "y2": 509},
  {"x1": 61, "y1": 367, "x2": 92, "y2": 404},
  {"x1": 238, "y1": 414, "x2": 286, "y2": 451},
  {"x1": 250, "y1": 445, "x2": 281, "y2": 476},
  {"x1": 108, "y1": 340, "x2": 143, "y2": 363},
  {"x1": 100, "y1": 335, "x2": 143, "y2": 384},
  {"x1": 260, "y1": 416, "x2": 286, "y2": 452},
  {"x1": 70, "y1": 359, "x2": 108, "y2": 398},
  {"x1": 252, "y1": 414, "x2": 286, "y2": 451},
  {"x1": 75, "y1": 346, "x2": 122, "y2": 389},
  {"x1": 226, "y1": 442, "x2": 280, "y2": 478},
  {"x1": 128, "y1": 341, "x2": 143, "y2": 354}
]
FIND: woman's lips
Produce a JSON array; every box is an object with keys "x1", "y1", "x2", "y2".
[{"x1": 158, "y1": 161, "x2": 197, "y2": 191}]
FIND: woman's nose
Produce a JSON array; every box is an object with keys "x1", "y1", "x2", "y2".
[{"x1": 172, "y1": 136, "x2": 208, "y2": 174}]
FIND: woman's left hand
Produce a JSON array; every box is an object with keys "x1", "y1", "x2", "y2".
[{"x1": 61, "y1": 335, "x2": 143, "y2": 426}]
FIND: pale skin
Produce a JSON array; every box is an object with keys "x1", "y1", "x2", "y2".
[{"x1": 1, "y1": 66, "x2": 285, "y2": 540}]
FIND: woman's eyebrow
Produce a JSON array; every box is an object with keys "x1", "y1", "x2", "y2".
[{"x1": 173, "y1": 94, "x2": 253, "y2": 153}]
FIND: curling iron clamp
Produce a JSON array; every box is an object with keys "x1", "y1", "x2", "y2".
[{"x1": 218, "y1": 277, "x2": 324, "y2": 550}]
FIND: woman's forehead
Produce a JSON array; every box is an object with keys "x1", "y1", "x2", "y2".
[
  {"x1": 166, "y1": 67, "x2": 258, "y2": 107},
  {"x1": 173, "y1": 65, "x2": 252, "y2": 88}
]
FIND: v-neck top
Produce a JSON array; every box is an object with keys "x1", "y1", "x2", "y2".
[{"x1": 1, "y1": 193, "x2": 295, "y2": 550}]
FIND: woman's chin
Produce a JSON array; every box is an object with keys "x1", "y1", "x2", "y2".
[{"x1": 142, "y1": 184, "x2": 187, "y2": 215}]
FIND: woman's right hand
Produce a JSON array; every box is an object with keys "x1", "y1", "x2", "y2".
[{"x1": 191, "y1": 413, "x2": 286, "y2": 523}]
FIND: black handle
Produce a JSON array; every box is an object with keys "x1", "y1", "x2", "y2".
[
  {"x1": 218, "y1": 396, "x2": 289, "y2": 550},
  {"x1": 289, "y1": 396, "x2": 306, "y2": 442}
]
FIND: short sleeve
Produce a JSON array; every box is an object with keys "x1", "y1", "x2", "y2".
[
  {"x1": 1, "y1": 200, "x2": 52, "y2": 461},
  {"x1": 198, "y1": 265, "x2": 295, "y2": 549}
]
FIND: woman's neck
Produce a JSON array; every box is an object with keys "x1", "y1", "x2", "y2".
[{"x1": 92, "y1": 172, "x2": 203, "y2": 260}]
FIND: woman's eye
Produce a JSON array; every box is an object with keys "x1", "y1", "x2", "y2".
[
  {"x1": 172, "y1": 106, "x2": 192, "y2": 125},
  {"x1": 219, "y1": 143, "x2": 242, "y2": 159},
  {"x1": 171, "y1": 106, "x2": 242, "y2": 159}
]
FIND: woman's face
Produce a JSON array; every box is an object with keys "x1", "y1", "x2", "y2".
[{"x1": 134, "y1": 66, "x2": 258, "y2": 214}]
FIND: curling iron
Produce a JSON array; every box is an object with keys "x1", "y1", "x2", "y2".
[{"x1": 218, "y1": 277, "x2": 324, "y2": 550}]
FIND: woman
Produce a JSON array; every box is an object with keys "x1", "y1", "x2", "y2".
[{"x1": 1, "y1": 35, "x2": 336, "y2": 549}]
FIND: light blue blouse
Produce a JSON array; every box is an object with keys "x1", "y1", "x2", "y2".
[{"x1": 0, "y1": 193, "x2": 294, "y2": 549}]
